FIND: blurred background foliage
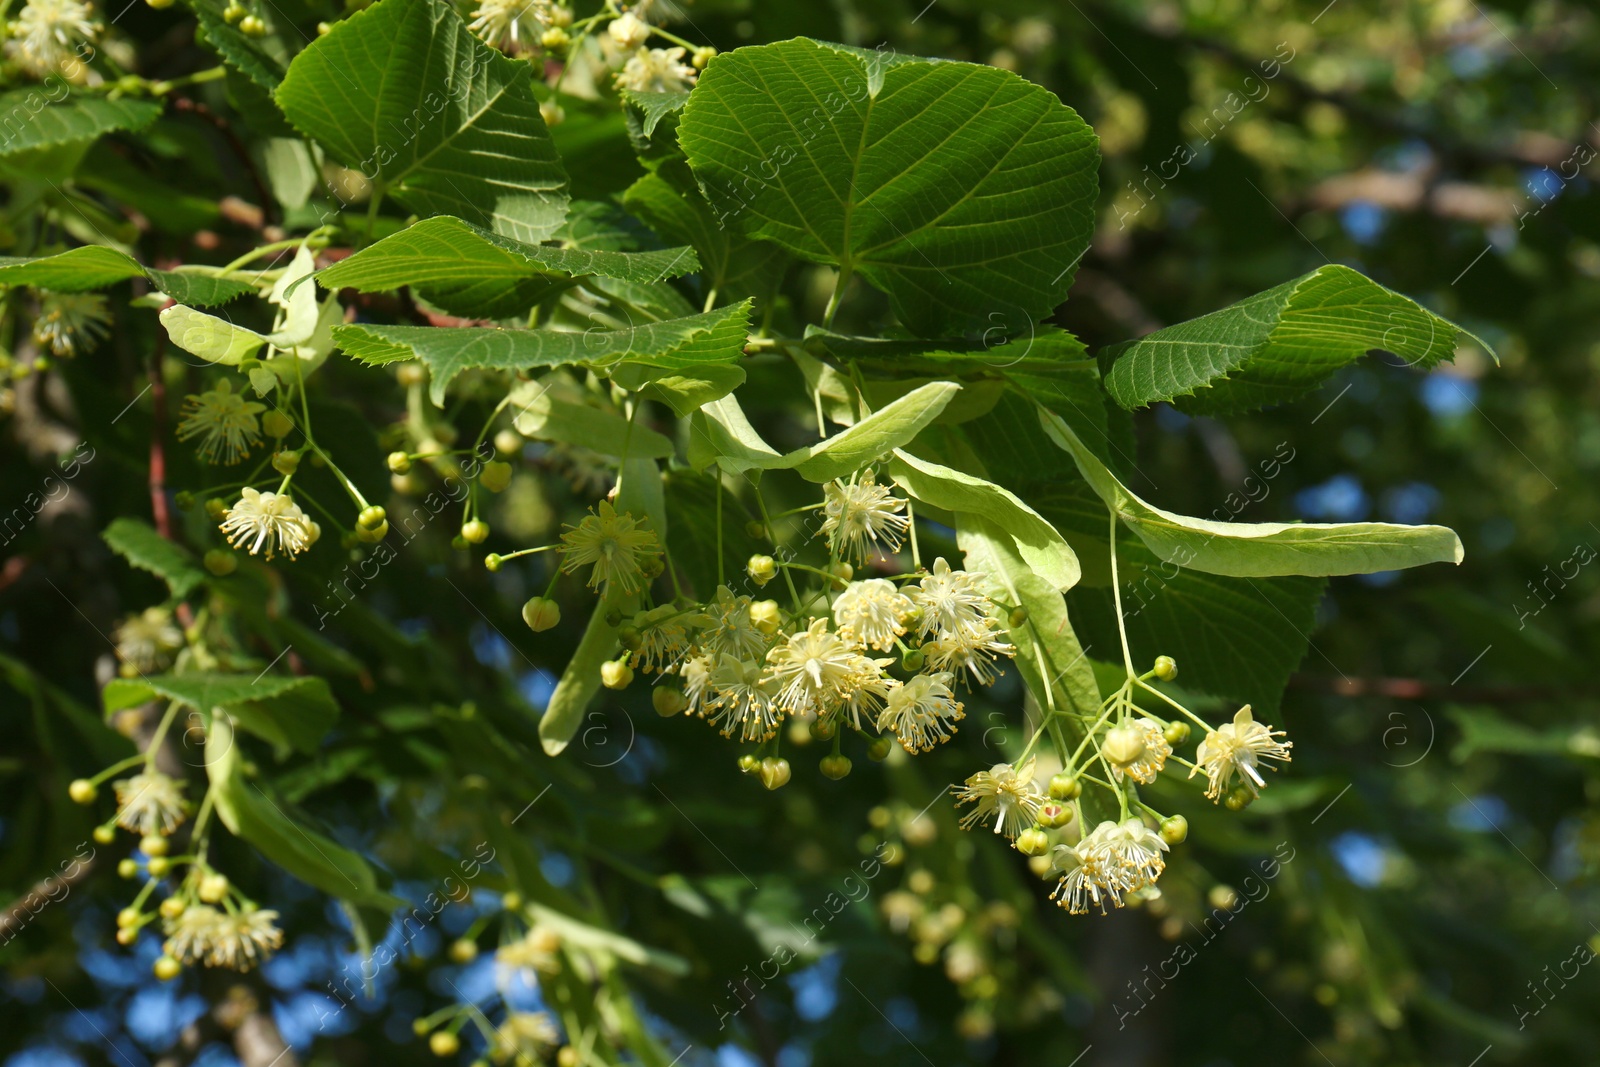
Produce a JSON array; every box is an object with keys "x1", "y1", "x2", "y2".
[{"x1": 4, "y1": 0, "x2": 1599, "y2": 1066}]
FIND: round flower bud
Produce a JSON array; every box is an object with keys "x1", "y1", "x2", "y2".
[
  {"x1": 1007, "y1": 606, "x2": 1029, "y2": 628},
  {"x1": 692, "y1": 45, "x2": 716, "y2": 69},
  {"x1": 204, "y1": 497, "x2": 229, "y2": 521},
  {"x1": 484, "y1": 553, "x2": 502, "y2": 572},
  {"x1": 450, "y1": 534, "x2": 467, "y2": 550},
  {"x1": 607, "y1": 11, "x2": 650, "y2": 49},
  {"x1": 115, "y1": 927, "x2": 138, "y2": 945},
  {"x1": 357, "y1": 505, "x2": 387, "y2": 530},
  {"x1": 600, "y1": 659, "x2": 634, "y2": 690},
  {"x1": 759, "y1": 757, "x2": 791, "y2": 790},
  {"x1": 302, "y1": 519, "x2": 321, "y2": 546},
  {"x1": 240, "y1": 14, "x2": 265, "y2": 35},
  {"x1": 737, "y1": 754, "x2": 759, "y2": 773},
  {"x1": 1015, "y1": 827, "x2": 1049, "y2": 856},
  {"x1": 1037, "y1": 801, "x2": 1072, "y2": 829},
  {"x1": 557, "y1": 1047, "x2": 580, "y2": 1067},
  {"x1": 540, "y1": 101, "x2": 565, "y2": 127},
  {"x1": 357, "y1": 521, "x2": 389, "y2": 544},
  {"x1": 501, "y1": 891, "x2": 523, "y2": 911},
  {"x1": 159, "y1": 896, "x2": 186, "y2": 920},
  {"x1": 461, "y1": 519, "x2": 490, "y2": 544},
  {"x1": 1152, "y1": 655, "x2": 1178, "y2": 681},
  {"x1": 746, "y1": 554, "x2": 776, "y2": 585},
  {"x1": 386, "y1": 451, "x2": 412, "y2": 474},
  {"x1": 68, "y1": 779, "x2": 97, "y2": 804},
  {"x1": 94, "y1": 824, "x2": 117, "y2": 845},
  {"x1": 316, "y1": 20, "x2": 331, "y2": 33},
  {"x1": 1163, "y1": 720, "x2": 1191, "y2": 746},
  {"x1": 222, "y1": 2, "x2": 244, "y2": 21},
  {"x1": 1102, "y1": 724, "x2": 1147, "y2": 766},
  {"x1": 203, "y1": 549, "x2": 237, "y2": 576},
  {"x1": 867, "y1": 736, "x2": 893, "y2": 762},
  {"x1": 900, "y1": 647, "x2": 925, "y2": 672},
  {"x1": 652, "y1": 687, "x2": 686, "y2": 717},
  {"x1": 1224, "y1": 786, "x2": 1253, "y2": 812},
  {"x1": 1047, "y1": 773, "x2": 1080, "y2": 800},
  {"x1": 540, "y1": 25, "x2": 569, "y2": 49},
  {"x1": 198, "y1": 873, "x2": 229, "y2": 903},
  {"x1": 117, "y1": 907, "x2": 141, "y2": 929},
  {"x1": 148, "y1": 856, "x2": 171, "y2": 876},
  {"x1": 1160, "y1": 815, "x2": 1188, "y2": 844},
  {"x1": 153, "y1": 955, "x2": 181, "y2": 981},
  {"x1": 521, "y1": 597, "x2": 560, "y2": 633},
  {"x1": 146, "y1": 0, "x2": 175, "y2": 9},
  {"x1": 118, "y1": 858, "x2": 139, "y2": 879},
  {"x1": 819, "y1": 754, "x2": 852, "y2": 780},
  {"x1": 749, "y1": 600, "x2": 781, "y2": 634},
  {"x1": 480, "y1": 461, "x2": 512, "y2": 493},
  {"x1": 448, "y1": 938, "x2": 478, "y2": 963},
  {"x1": 271, "y1": 450, "x2": 299, "y2": 475},
  {"x1": 617, "y1": 625, "x2": 642, "y2": 651},
  {"x1": 396, "y1": 362, "x2": 425, "y2": 387},
  {"x1": 140, "y1": 834, "x2": 169, "y2": 858},
  {"x1": 826, "y1": 561, "x2": 853, "y2": 586},
  {"x1": 640, "y1": 554, "x2": 665, "y2": 580},
  {"x1": 174, "y1": 490, "x2": 196, "y2": 510},
  {"x1": 744, "y1": 520, "x2": 766, "y2": 539},
  {"x1": 494, "y1": 429, "x2": 523, "y2": 456},
  {"x1": 810, "y1": 717, "x2": 837, "y2": 741},
  {"x1": 604, "y1": 610, "x2": 623, "y2": 627},
  {"x1": 429, "y1": 1032, "x2": 460, "y2": 1057},
  {"x1": 412, "y1": 1019, "x2": 431, "y2": 1037},
  {"x1": 263, "y1": 410, "x2": 292, "y2": 438}
]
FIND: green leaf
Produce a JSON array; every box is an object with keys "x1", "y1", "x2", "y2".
[
  {"x1": 275, "y1": 0, "x2": 569, "y2": 243},
  {"x1": 1100, "y1": 264, "x2": 1495, "y2": 415},
  {"x1": 622, "y1": 161, "x2": 790, "y2": 303},
  {"x1": 1037, "y1": 406, "x2": 1464, "y2": 577},
  {"x1": 889, "y1": 450, "x2": 1079, "y2": 592},
  {"x1": 313, "y1": 215, "x2": 699, "y2": 319},
  {"x1": 677, "y1": 38, "x2": 1098, "y2": 336},
  {"x1": 102, "y1": 671, "x2": 339, "y2": 755},
  {"x1": 620, "y1": 88, "x2": 689, "y2": 138},
  {"x1": 160, "y1": 304, "x2": 268, "y2": 365},
  {"x1": 335, "y1": 299, "x2": 753, "y2": 406},
  {"x1": 0, "y1": 91, "x2": 161, "y2": 157},
  {"x1": 102, "y1": 518, "x2": 205, "y2": 598},
  {"x1": 193, "y1": 3, "x2": 290, "y2": 90},
  {"x1": 510, "y1": 379, "x2": 675, "y2": 459},
  {"x1": 0, "y1": 247, "x2": 254, "y2": 306},
  {"x1": 686, "y1": 383, "x2": 960, "y2": 481},
  {"x1": 956, "y1": 514, "x2": 1099, "y2": 720},
  {"x1": 206, "y1": 713, "x2": 402, "y2": 910}
]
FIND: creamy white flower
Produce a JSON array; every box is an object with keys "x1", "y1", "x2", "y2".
[
  {"x1": 113, "y1": 771, "x2": 188, "y2": 836},
  {"x1": 698, "y1": 586, "x2": 769, "y2": 661},
  {"x1": 954, "y1": 758, "x2": 1043, "y2": 839},
  {"x1": 820, "y1": 469, "x2": 909, "y2": 565},
  {"x1": 832, "y1": 579, "x2": 911, "y2": 652},
  {"x1": 496, "y1": 926, "x2": 562, "y2": 974},
  {"x1": 763, "y1": 618, "x2": 858, "y2": 717},
  {"x1": 1190, "y1": 705, "x2": 1292, "y2": 801},
  {"x1": 113, "y1": 607, "x2": 183, "y2": 675},
  {"x1": 702, "y1": 654, "x2": 783, "y2": 742},
  {"x1": 629, "y1": 605, "x2": 689, "y2": 673},
  {"x1": 493, "y1": 1012, "x2": 562, "y2": 1061},
  {"x1": 878, "y1": 672, "x2": 964, "y2": 753},
  {"x1": 177, "y1": 379, "x2": 266, "y2": 465},
  {"x1": 219, "y1": 488, "x2": 311, "y2": 560},
  {"x1": 468, "y1": 0, "x2": 555, "y2": 46},
  {"x1": 606, "y1": 10, "x2": 650, "y2": 49},
  {"x1": 1051, "y1": 818, "x2": 1169, "y2": 914},
  {"x1": 921, "y1": 620, "x2": 1015, "y2": 687},
  {"x1": 164, "y1": 904, "x2": 283, "y2": 970},
  {"x1": 680, "y1": 652, "x2": 714, "y2": 716},
  {"x1": 1107, "y1": 718, "x2": 1172, "y2": 785},
  {"x1": 838, "y1": 653, "x2": 896, "y2": 731},
  {"x1": 6, "y1": 0, "x2": 99, "y2": 77},
  {"x1": 907, "y1": 557, "x2": 991, "y2": 641},
  {"x1": 615, "y1": 45, "x2": 697, "y2": 93}
]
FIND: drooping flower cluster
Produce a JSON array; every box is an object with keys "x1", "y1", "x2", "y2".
[
  {"x1": 1191, "y1": 705, "x2": 1293, "y2": 800},
  {"x1": 31, "y1": 292, "x2": 111, "y2": 356},
  {"x1": 821, "y1": 468, "x2": 910, "y2": 565},
  {"x1": 162, "y1": 903, "x2": 283, "y2": 970},
  {"x1": 1050, "y1": 819, "x2": 1170, "y2": 915},
  {"x1": 5, "y1": 0, "x2": 100, "y2": 77},
  {"x1": 113, "y1": 607, "x2": 184, "y2": 675},
  {"x1": 467, "y1": 0, "x2": 568, "y2": 50},
  {"x1": 113, "y1": 771, "x2": 189, "y2": 836}
]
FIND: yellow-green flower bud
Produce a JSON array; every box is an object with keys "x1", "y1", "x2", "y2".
[
  {"x1": 600, "y1": 659, "x2": 634, "y2": 690},
  {"x1": 521, "y1": 597, "x2": 560, "y2": 632},
  {"x1": 746, "y1": 554, "x2": 776, "y2": 585},
  {"x1": 1153, "y1": 655, "x2": 1178, "y2": 681}
]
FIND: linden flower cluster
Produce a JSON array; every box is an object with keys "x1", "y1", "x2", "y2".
[
  {"x1": 5, "y1": 0, "x2": 100, "y2": 78},
  {"x1": 953, "y1": 653, "x2": 1294, "y2": 917}
]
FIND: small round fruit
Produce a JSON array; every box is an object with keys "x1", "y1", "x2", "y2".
[
  {"x1": 819, "y1": 754, "x2": 852, "y2": 780},
  {"x1": 429, "y1": 1031, "x2": 460, "y2": 1057},
  {"x1": 1015, "y1": 827, "x2": 1049, "y2": 856},
  {"x1": 461, "y1": 519, "x2": 490, "y2": 544},
  {"x1": 600, "y1": 660, "x2": 634, "y2": 690},
  {"x1": 1224, "y1": 787, "x2": 1254, "y2": 813},
  {"x1": 448, "y1": 938, "x2": 478, "y2": 963},
  {"x1": 652, "y1": 687, "x2": 686, "y2": 717},
  {"x1": 204, "y1": 549, "x2": 237, "y2": 576},
  {"x1": 387, "y1": 451, "x2": 413, "y2": 474},
  {"x1": 1152, "y1": 655, "x2": 1178, "y2": 682},
  {"x1": 140, "y1": 834, "x2": 169, "y2": 858},
  {"x1": 68, "y1": 779, "x2": 97, "y2": 804},
  {"x1": 759, "y1": 757, "x2": 792, "y2": 790},
  {"x1": 746, "y1": 554, "x2": 776, "y2": 585},
  {"x1": 479, "y1": 461, "x2": 512, "y2": 493},
  {"x1": 1163, "y1": 721, "x2": 1191, "y2": 746},
  {"x1": 118, "y1": 858, "x2": 139, "y2": 879},
  {"x1": 867, "y1": 736, "x2": 893, "y2": 762},
  {"x1": 1047, "y1": 773, "x2": 1080, "y2": 800},
  {"x1": 153, "y1": 955, "x2": 182, "y2": 980},
  {"x1": 271, "y1": 450, "x2": 300, "y2": 475},
  {"x1": 1160, "y1": 815, "x2": 1188, "y2": 844},
  {"x1": 521, "y1": 597, "x2": 560, "y2": 633}
]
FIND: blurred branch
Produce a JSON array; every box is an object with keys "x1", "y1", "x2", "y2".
[{"x1": 1289, "y1": 674, "x2": 1564, "y2": 702}]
